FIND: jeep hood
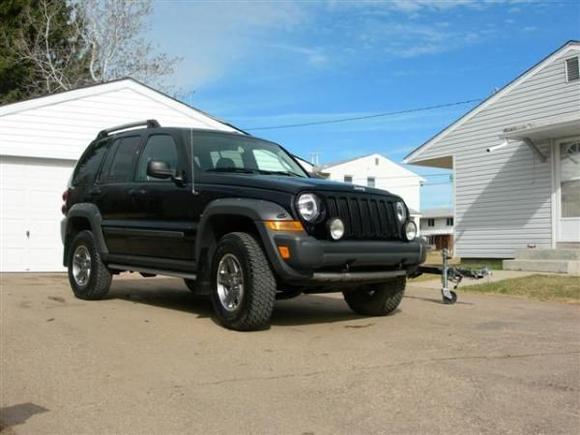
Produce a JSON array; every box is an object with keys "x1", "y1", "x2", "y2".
[{"x1": 203, "y1": 173, "x2": 402, "y2": 199}]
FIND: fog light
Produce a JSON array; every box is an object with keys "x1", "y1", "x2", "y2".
[
  {"x1": 404, "y1": 220, "x2": 417, "y2": 241},
  {"x1": 328, "y1": 218, "x2": 345, "y2": 240}
]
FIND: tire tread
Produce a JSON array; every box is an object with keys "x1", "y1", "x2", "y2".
[
  {"x1": 68, "y1": 230, "x2": 112, "y2": 300},
  {"x1": 213, "y1": 232, "x2": 276, "y2": 331}
]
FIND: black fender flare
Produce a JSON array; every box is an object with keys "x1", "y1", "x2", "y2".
[
  {"x1": 195, "y1": 198, "x2": 293, "y2": 272},
  {"x1": 63, "y1": 204, "x2": 108, "y2": 263}
]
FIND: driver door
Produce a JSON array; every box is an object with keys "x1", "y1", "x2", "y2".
[{"x1": 128, "y1": 132, "x2": 196, "y2": 260}]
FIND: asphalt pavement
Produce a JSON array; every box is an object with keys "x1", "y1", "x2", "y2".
[{"x1": 1, "y1": 273, "x2": 579, "y2": 434}]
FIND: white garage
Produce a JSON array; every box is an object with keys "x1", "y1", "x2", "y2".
[{"x1": 0, "y1": 79, "x2": 236, "y2": 272}]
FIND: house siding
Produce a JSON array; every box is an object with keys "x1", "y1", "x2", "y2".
[
  {"x1": 0, "y1": 84, "x2": 235, "y2": 161},
  {"x1": 411, "y1": 46, "x2": 580, "y2": 258}
]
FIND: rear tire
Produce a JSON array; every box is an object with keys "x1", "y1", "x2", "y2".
[
  {"x1": 67, "y1": 230, "x2": 112, "y2": 300},
  {"x1": 210, "y1": 232, "x2": 276, "y2": 331},
  {"x1": 343, "y1": 276, "x2": 405, "y2": 316}
]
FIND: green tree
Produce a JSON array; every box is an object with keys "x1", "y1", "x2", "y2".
[{"x1": 0, "y1": 0, "x2": 34, "y2": 104}]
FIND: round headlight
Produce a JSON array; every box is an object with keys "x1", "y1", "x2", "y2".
[
  {"x1": 328, "y1": 218, "x2": 345, "y2": 240},
  {"x1": 296, "y1": 193, "x2": 321, "y2": 222},
  {"x1": 395, "y1": 202, "x2": 407, "y2": 222},
  {"x1": 404, "y1": 220, "x2": 417, "y2": 241}
]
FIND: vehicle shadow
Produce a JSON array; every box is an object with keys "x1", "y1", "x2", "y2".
[
  {"x1": 108, "y1": 278, "x2": 214, "y2": 320},
  {"x1": 108, "y1": 277, "x2": 364, "y2": 327},
  {"x1": 0, "y1": 403, "x2": 49, "y2": 430}
]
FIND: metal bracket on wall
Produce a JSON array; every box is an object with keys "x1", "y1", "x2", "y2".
[{"x1": 523, "y1": 137, "x2": 547, "y2": 162}]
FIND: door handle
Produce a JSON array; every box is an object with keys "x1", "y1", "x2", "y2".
[{"x1": 129, "y1": 188, "x2": 147, "y2": 196}]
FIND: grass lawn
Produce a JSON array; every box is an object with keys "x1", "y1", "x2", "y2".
[{"x1": 461, "y1": 274, "x2": 580, "y2": 302}]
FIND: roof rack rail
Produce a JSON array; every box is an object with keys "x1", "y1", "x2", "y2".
[{"x1": 96, "y1": 119, "x2": 160, "y2": 139}]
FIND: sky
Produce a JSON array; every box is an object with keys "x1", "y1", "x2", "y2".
[{"x1": 149, "y1": 0, "x2": 580, "y2": 210}]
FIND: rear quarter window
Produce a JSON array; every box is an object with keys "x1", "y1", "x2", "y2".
[{"x1": 72, "y1": 139, "x2": 111, "y2": 186}]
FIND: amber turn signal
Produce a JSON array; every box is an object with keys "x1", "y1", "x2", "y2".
[
  {"x1": 265, "y1": 220, "x2": 304, "y2": 232},
  {"x1": 277, "y1": 245, "x2": 291, "y2": 259}
]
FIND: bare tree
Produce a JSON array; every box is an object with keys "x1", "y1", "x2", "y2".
[{"x1": 77, "y1": 0, "x2": 180, "y2": 90}]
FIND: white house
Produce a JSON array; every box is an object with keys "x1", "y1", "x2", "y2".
[
  {"x1": 318, "y1": 153, "x2": 425, "y2": 215},
  {"x1": 405, "y1": 41, "x2": 580, "y2": 272},
  {"x1": 420, "y1": 207, "x2": 454, "y2": 252},
  {"x1": 0, "y1": 78, "x2": 239, "y2": 272}
]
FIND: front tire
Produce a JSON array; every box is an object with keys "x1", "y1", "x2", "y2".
[
  {"x1": 343, "y1": 276, "x2": 406, "y2": 316},
  {"x1": 210, "y1": 232, "x2": 276, "y2": 331},
  {"x1": 68, "y1": 230, "x2": 112, "y2": 300}
]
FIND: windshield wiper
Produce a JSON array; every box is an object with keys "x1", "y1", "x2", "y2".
[
  {"x1": 256, "y1": 169, "x2": 302, "y2": 177},
  {"x1": 206, "y1": 167, "x2": 257, "y2": 174}
]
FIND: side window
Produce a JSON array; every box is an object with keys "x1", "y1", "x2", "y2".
[
  {"x1": 209, "y1": 149, "x2": 244, "y2": 169},
  {"x1": 253, "y1": 149, "x2": 287, "y2": 172},
  {"x1": 100, "y1": 135, "x2": 141, "y2": 183},
  {"x1": 136, "y1": 135, "x2": 179, "y2": 182},
  {"x1": 72, "y1": 139, "x2": 110, "y2": 185}
]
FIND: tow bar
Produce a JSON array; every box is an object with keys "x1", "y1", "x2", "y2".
[{"x1": 416, "y1": 249, "x2": 491, "y2": 305}]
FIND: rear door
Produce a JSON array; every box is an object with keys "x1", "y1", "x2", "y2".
[
  {"x1": 94, "y1": 134, "x2": 144, "y2": 255},
  {"x1": 128, "y1": 132, "x2": 196, "y2": 260}
]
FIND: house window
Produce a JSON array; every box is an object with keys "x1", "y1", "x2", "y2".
[
  {"x1": 375, "y1": 158, "x2": 379, "y2": 166},
  {"x1": 566, "y1": 57, "x2": 579, "y2": 82},
  {"x1": 427, "y1": 219, "x2": 435, "y2": 227},
  {"x1": 446, "y1": 217, "x2": 454, "y2": 226},
  {"x1": 367, "y1": 177, "x2": 375, "y2": 187},
  {"x1": 344, "y1": 175, "x2": 353, "y2": 183}
]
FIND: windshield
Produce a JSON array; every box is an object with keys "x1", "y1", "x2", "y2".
[{"x1": 191, "y1": 132, "x2": 308, "y2": 178}]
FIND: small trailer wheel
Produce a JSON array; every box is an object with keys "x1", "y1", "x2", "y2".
[{"x1": 442, "y1": 290, "x2": 457, "y2": 305}]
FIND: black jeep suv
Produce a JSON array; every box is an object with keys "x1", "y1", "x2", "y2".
[{"x1": 61, "y1": 120, "x2": 426, "y2": 330}]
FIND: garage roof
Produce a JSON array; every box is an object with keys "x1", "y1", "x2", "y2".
[{"x1": 0, "y1": 78, "x2": 244, "y2": 161}]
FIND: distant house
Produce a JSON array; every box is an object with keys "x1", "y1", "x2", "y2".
[
  {"x1": 405, "y1": 41, "x2": 580, "y2": 263},
  {"x1": 0, "y1": 78, "x2": 240, "y2": 272},
  {"x1": 420, "y1": 208, "x2": 454, "y2": 252},
  {"x1": 318, "y1": 153, "x2": 425, "y2": 217}
]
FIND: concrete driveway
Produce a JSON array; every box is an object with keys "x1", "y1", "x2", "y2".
[{"x1": 1, "y1": 273, "x2": 579, "y2": 434}]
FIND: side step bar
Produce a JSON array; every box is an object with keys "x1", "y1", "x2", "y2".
[{"x1": 108, "y1": 264, "x2": 197, "y2": 281}]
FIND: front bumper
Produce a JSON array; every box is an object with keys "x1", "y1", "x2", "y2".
[{"x1": 258, "y1": 223, "x2": 427, "y2": 284}]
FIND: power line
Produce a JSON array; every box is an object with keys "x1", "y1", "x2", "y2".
[{"x1": 244, "y1": 98, "x2": 481, "y2": 131}]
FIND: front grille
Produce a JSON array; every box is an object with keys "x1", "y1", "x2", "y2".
[{"x1": 323, "y1": 193, "x2": 402, "y2": 240}]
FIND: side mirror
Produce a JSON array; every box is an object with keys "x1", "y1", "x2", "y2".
[{"x1": 147, "y1": 160, "x2": 174, "y2": 179}]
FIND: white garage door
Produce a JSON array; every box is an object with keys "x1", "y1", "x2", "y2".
[{"x1": 0, "y1": 156, "x2": 75, "y2": 272}]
